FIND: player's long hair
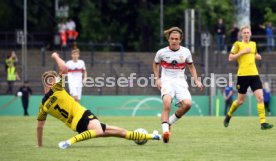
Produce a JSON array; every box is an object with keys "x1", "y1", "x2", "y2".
[{"x1": 164, "y1": 27, "x2": 183, "y2": 40}]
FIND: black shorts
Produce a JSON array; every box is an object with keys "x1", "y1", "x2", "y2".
[
  {"x1": 236, "y1": 75, "x2": 263, "y2": 94},
  {"x1": 76, "y1": 110, "x2": 98, "y2": 133}
]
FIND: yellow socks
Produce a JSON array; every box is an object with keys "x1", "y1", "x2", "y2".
[
  {"x1": 69, "y1": 130, "x2": 97, "y2": 145},
  {"x1": 227, "y1": 100, "x2": 239, "y2": 117},
  {"x1": 257, "y1": 103, "x2": 266, "y2": 124},
  {"x1": 68, "y1": 130, "x2": 155, "y2": 145},
  {"x1": 125, "y1": 131, "x2": 152, "y2": 141},
  {"x1": 227, "y1": 101, "x2": 266, "y2": 124}
]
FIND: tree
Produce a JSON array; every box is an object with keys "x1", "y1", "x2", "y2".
[
  {"x1": 263, "y1": 7, "x2": 276, "y2": 25},
  {"x1": 192, "y1": 0, "x2": 234, "y2": 33},
  {"x1": 1, "y1": 0, "x2": 274, "y2": 51}
]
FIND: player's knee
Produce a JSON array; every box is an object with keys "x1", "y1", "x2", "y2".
[
  {"x1": 256, "y1": 96, "x2": 263, "y2": 103},
  {"x1": 94, "y1": 129, "x2": 104, "y2": 136},
  {"x1": 162, "y1": 95, "x2": 172, "y2": 110},
  {"x1": 181, "y1": 100, "x2": 192, "y2": 109},
  {"x1": 163, "y1": 107, "x2": 171, "y2": 112},
  {"x1": 163, "y1": 103, "x2": 171, "y2": 111},
  {"x1": 236, "y1": 100, "x2": 244, "y2": 105}
]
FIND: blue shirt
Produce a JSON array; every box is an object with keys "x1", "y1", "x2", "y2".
[
  {"x1": 224, "y1": 86, "x2": 234, "y2": 100},
  {"x1": 263, "y1": 89, "x2": 270, "y2": 102},
  {"x1": 266, "y1": 27, "x2": 274, "y2": 38}
]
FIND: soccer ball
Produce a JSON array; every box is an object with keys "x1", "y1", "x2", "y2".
[
  {"x1": 17, "y1": 91, "x2": 23, "y2": 97},
  {"x1": 134, "y1": 128, "x2": 148, "y2": 145}
]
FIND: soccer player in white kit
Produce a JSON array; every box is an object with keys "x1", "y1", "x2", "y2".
[
  {"x1": 66, "y1": 49, "x2": 87, "y2": 102},
  {"x1": 153, "y1": 27, "x2": 203, "y2": 143}
]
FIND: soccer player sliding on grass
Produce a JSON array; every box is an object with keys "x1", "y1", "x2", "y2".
[
  {"x1": 153, "y1": 27, "x2": 203, "y2": 143},
  {"x1": 37, "y1": 52, "x2": 161, "y2": 149},
  {"x1": 224, "y1": 25, "x2": 273, "y2": 130}
]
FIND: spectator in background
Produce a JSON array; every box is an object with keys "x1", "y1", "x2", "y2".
[
  {"x1": 5, "y1": 51, "x2": 18, "y2": 73},
  {"x1": 17, "y1": 80, "x2": 32, "y2": 116},
  {"x1": 66, "y1": 18, "x2": 79, "y2": 46},
  {"x1": 223, "y1": 82, "x2": 234, "y2": 116},
  {"x1": 5, "y1": 51, "x2": 20, "y2": 94},
  {"x1": 66, "y1": 48, "x2": 87, "y2": 102},
  {"x1": 228, "y1": 24, "x2": 239, "y2": 51},
  {"x1": 263, "y1": 82, "x2": 271, "y2": 116},
  {"x1": 58, "y1": 19, "x2": 68, "y2": 47},
  {"x1": 259, "y1": 22, "x2": 275, "y2": 52},
  {"x1": 215, "y1": 18, "x2": 226, "y2": 54}
]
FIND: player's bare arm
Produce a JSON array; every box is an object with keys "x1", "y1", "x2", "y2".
[
  {"x1": 152, "y1": 61, "x2": 161, "y2": 90},
  {"x1": 37, "y1": 120, "x2": 45, "y2": 147},
  {"x1": 83, "y1": 70, "x2": 88, "y2": 83},
  {"x1": 228, "y1": 47, "x2": 251, "y2": 61},
  {"x1": 51, "y1": 52, "x2": 68, "y2": 74},
  {"x1": 187, "y1": 63, "x2": 203, "y2": 91},
  {"x1": 37, "y1": 52, "x2": 67, "y2": 147},
  {"x1": 255, "y1": 53, "x2": 262, "y2": 60}
]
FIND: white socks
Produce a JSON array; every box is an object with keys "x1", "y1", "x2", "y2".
[
  {"x1": 169, "y1": 113, "x2": 180, "y2": 125},
  {"x1": 163, "y1": 113, "x2": 181, "y2": 133},
  {"x1": 162, "y1": 122, "x2": 169, "y2": 133}
]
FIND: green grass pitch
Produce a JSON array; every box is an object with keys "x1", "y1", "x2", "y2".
[{"x1": 0, "y1": 116, "x2": 275, "y2": 161}]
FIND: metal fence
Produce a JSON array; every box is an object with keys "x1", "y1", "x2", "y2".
[{"x1": 0, "y1": 30, "x2": 276, "y2": 95}]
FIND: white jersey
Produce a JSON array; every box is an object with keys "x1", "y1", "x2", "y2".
[
  {"x1": 66, "y1": 20, "x2": 76, "y2": 30},
  {"x1": 66, "y1": 60, "x2": 86, "y2": 87},
  {"x1": 154, "y1": 46, "x2": 193, "y2": 81}
]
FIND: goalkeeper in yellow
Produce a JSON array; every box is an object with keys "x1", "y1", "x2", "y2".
[
  {"x1": 224, "y1": 25, "x2": 273, "y2": 130},
  {"x1": 37, "y1": 52, "x2": 160, "y2": 149}
]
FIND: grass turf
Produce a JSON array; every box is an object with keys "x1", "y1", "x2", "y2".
[{"x1": 0, "y1": 116, "x2": 275, "y2": 161}]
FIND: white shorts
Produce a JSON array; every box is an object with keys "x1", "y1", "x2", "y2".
[
  {"x1": 69, "y1": 86, "x2": 82, "y2": 100},
  {"x1": 160, "y1": 79, "x2": 191, "y2": 106}
]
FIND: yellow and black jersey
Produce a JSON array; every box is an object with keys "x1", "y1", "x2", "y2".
[
  {"x1": 37, "y1": 75, "x2": 86, "y2": 131},
  {"x1": 230, "y1": 41, "x2": 258, "y2": 76}
]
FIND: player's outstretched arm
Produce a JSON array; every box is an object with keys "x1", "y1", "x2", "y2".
[
  {"x1": 37, "y1": 120, "x2": 45, "y2": 147},
  {"x1": 51, "y1": 52, "x2": 68, "y2": 74}
]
